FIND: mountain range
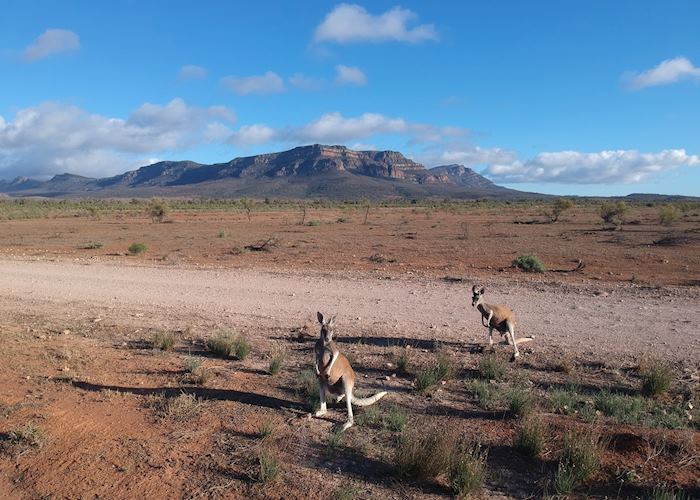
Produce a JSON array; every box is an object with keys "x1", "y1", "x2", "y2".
[{"x1": 0, "y1": 144, "x2": 536, "y2": 200}]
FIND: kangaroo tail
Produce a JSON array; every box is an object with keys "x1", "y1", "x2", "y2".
[{"x1": 352, "y1": 391, "x2": 387, "y2": 407}]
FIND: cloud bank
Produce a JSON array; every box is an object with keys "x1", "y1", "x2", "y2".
[
  {"x1": 484, "y1": 149, "x2": 700, "y2": 184},
  {"x1": 0, "y1": 98, "x2": 235, "y2": 178},
  {"x1": 228, "y1": 112, "x2": 467, "y2": 146},
  {"x1": 2, "y1": 100, "x2": 697, "y2": 187}
]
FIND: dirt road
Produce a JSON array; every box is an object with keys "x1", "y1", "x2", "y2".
[{"x1": 1, "y1": 258, "x2": 698, "y2": 363}]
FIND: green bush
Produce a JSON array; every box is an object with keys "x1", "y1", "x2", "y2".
[
  {"x1": 549, "y1": 198, "x2": 574, "y2": 223},
  {"x1": 128, "y1": 242, "x2": 147, "y2": 255},
  {"x1": 148, "y1": 198, "x2": 168, "y2": 223},
  {"x1": 658, "y1": 205, "x2": 680, "y2": 226},
  {"x1": 600, "y1": 201, "x2": 627, "y2": 225},
  {"x1": 512, "y1": 254, "x2": 546, "y2": 273}
]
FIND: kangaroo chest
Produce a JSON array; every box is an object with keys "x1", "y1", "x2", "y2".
[{"x1": 315, "y1": 340, "x2": 336, "y2": 368}]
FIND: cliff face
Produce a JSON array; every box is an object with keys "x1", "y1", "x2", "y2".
[{"x1": 429, "y1": 164, "x2": 497, "y2": 189}]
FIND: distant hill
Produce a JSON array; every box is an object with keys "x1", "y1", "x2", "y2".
[{"x1": 0, "y1": 144, "x2": 541, "y2": 200}]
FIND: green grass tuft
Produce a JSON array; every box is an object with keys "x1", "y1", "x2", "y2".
[
  {"x1": 641, "y1": 359, "x2": 673, "y2": 397},
  {"x1": 513, "y1": 417, "x2": 546, "y2": 457},
  {"x1": 152, "y1": 331, "x2": 176, "y2": 351},
  {"x1": 478, "y1": 355, "x2": 506, "y2": 380}
]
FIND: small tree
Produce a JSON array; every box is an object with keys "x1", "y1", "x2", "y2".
[
  {"x1": 548, "y1": 198, "x2": 573, "y2": 223},
  {"x1": 658, "y1": 205, "x2": 680, "y2": 226},
  {"x1": 240, "y1": 198, "x2": 254, "y2": 221},
  {"x1": 362, "y1": 199, "x2": 371, "y2": 225},
  {"x1": 599, "y1": 201, "x2": 627, "y2": 226},
  {"x1": 148, "y1": 198, "x2": 168, "y2": 223}
]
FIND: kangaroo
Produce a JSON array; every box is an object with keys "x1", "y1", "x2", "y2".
[
  {"x1": 471, "y1": 285, "x2": 533, "y2": 360},
  {"x1": 314, "y1": 312, "x2": 387, "y2": 431}
]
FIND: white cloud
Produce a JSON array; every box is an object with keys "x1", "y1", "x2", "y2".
[
  {"x1": 314, "y1": 4, "x2": 438, "y2": 44},
  {"x1": 484, "y1": 149, "x2": 700, "y2": 184},
  {"x1": 178, "y1": 64, "x2": 208, "y2": 80},
  {"x1": 227, "y1": 111, "x2": 467, "y2": 146},
  {"x1": 229, "y1": 124, "x2": 277, "y2": 146},
  {"x1": 335, "y1": 65, "x2": 367, "y2": 86},
  {"x1": 22, "y1": 29, "x2": 80, "y2": 62},
  {"x1": 623, "y1": 57, "x2": 700, "y2": 90},
  {"x1": 0, "y1": 99, "x2": 236, "y2": 178},
  {"x1": 422, "y1": 147, "x2": 519, "y2": 167},
  {"x1": 289, "y1": 73, "x2": 325, "y2": 90},
  {"x1": 221, "y1": 71, "x2": 285, "y2": 95}
]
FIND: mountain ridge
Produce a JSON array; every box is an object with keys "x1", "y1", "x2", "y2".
[{"x1": 0, "y1": 144, "x2": 538, "y2": 199}]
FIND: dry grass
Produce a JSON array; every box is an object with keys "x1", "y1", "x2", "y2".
[
  {"x1": 395, "y1": 422, "x2": 458, "y2": 480},
  {"x1": 145, "y1": 392, "x2": 201, "y2": 422}
]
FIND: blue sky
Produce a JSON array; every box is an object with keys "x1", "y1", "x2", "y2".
[{"x1": 1, "y1": 1, "x2": 699, "y2": 196}]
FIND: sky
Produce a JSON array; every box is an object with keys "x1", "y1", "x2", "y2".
[{"x1": 1, "y1": 0, "x2": 699, "y2": 196}]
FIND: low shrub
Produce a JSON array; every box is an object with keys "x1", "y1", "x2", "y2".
[
  {"x1": 128, "y1": 242, "x2": 147, "y2": 255},
  {"x1": 512, "y1": 254, "x2": 546, "y2": 273}
]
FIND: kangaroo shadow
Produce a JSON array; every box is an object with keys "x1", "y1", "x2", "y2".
[
  {"x1": 70, "y1": 380, "x2": 304, "y2": 411},
  {"x1": 336, "y1": 336, "x2": 478, "y2": 351}
]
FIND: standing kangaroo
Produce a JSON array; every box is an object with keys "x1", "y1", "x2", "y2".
[
  {"x1": 314, "y1": 312, "x2": 387, "y2": 431},
  {"x1": 471, "y1": 285, "x2": 533, "y2": 361}
]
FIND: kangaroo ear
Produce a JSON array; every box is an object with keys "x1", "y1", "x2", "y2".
[
  {"x1": 317, "y1": 311, "x2": 325, "y2": 324},
  {"x1": 329, "y1": 314, "x2": 337, "y2": 327},
  {"x1": 472, "y1": 285, "x2": 478, "y2": 293},
  {"x1": 480, "y1": 287, "x2": 486, "y2": 295}
]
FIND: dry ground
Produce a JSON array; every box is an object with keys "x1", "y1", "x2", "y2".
[{"x1": 0, "y1": 203, "x2": 698, "y2": 499}]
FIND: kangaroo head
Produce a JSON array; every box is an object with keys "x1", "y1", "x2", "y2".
[
  {"x1": 317, "y1": 311, "x2": 337, "y2": 342},
  {"x1": 471, "y1": 285, "x2": 485, "y2": 307}
]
